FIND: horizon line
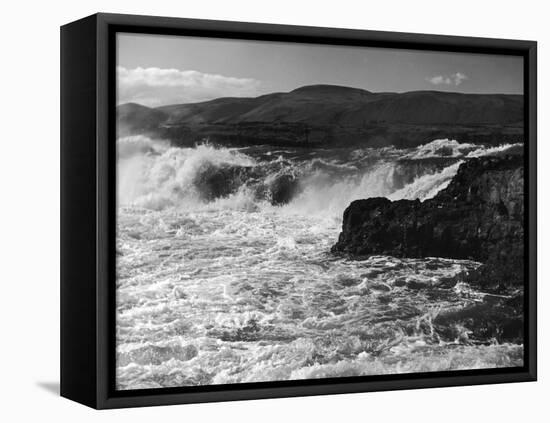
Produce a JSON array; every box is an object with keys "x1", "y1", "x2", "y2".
[{"x1": 116, "y1": 83, "x2": 524, "y2": 109}]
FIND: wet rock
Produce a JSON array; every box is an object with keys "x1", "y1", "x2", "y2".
[
  {"x1": 193, "y1": 163, "x2": 258, "y2": 201},
  {"x1": 193, "y1": 161, "x2": 302, "y2": 206},
  {"x1": 267, "y1": 173, "x2": 300, "y2": 205},
  {"x1": 332, "y1": 155, "x2": 524, "y2": 289}
]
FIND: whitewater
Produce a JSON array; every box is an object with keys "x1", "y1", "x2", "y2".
[{"x1": 116, "y1": 137, "x2": 523, "y2": 390}]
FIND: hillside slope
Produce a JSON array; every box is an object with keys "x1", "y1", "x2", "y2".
[{"x1": 117, "y1": 85, "x2": 524, "y2": 147}]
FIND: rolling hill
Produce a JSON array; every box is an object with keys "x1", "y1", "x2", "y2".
[{"x1": 117, "y1": 85, "x2": 524, "y2": 148}]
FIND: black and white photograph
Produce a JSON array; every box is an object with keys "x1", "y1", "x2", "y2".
[
  {"x1": 2, "y1": 0, "x2": 548, "y2": 418},
  {"x1": 115, "y1": 32, "x2": 526, "y2": 390}
]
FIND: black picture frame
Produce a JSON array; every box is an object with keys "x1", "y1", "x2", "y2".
[{"x1": 60, "y1": 12, "x2": 537, "y2": 409}]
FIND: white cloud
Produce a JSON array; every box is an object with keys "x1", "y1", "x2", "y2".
[
  {"x1": 453, "y1": 72, "x2": 468, "y2": 85},
  {"x1": 117, "y1": 66, "x2": 262, "y2": 107},
  {"x1": 426, "y1": 72, "x2": 468, "y2": 87}
]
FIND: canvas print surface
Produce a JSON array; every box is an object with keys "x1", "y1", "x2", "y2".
[{"x1": 115, "y1": 33, "x2": 525, "y2": 390}]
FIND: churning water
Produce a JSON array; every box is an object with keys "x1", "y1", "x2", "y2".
[{"x1": 116, "y1": 138, "x2": 523, "y2": 390}]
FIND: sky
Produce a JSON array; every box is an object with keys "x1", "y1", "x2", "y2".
[{"x1": 117, "y1": 33, "x2": 524, "y2": 107}]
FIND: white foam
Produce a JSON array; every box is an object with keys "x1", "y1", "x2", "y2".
[
  {"x1": 117, "y1": 139, "x2": 256, "y2": 209},
  {"x1": 389, "y1": 161, "x2": 463, "y2": 201},
  {"x1": 405, "y1": 138, "x2": 522, "y2": 160},
  {"x1": 466, "y1": 143, "x2": 523, "y2": 157},
  {"x1": 405, "y1": 138, "x2": 477, "y2": 159}
]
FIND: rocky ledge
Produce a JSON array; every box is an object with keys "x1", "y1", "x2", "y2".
[
  {"x1": 332, "y1": 155, "x2": 524, "y2": 290},
  {"x1": 331, "y1": 154, "x2": 525, "y2": 343}
]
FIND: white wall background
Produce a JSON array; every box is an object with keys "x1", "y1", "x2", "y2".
[{"x1": 1, "y1": 0, "x2": 546, "y2": 420}]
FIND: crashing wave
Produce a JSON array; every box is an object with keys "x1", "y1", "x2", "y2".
[
  {"x1": 404, "y1": 138, "x2": 522, "y2": 160},
  {"x1": 116, "y1": 136, "x2": 523, "y2": 214},
  {"x1": 389, "y1": 161, "x2": 463, "y2": 201},
  {"x1": 405, "y1": 139, "x2": 477, "y2": 159},
  {"x1": 117, "y1": 140, "x2": 257, "y2": 209},
  {"x1": 466, "y1": 143, "x2": 524, "y2": 157}
]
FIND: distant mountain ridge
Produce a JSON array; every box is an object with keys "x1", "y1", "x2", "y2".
[{"x1": 117, "y1": 84, "x2": 524, "y2": 148}]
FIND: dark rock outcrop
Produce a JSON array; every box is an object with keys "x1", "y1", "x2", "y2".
[
  {"x1": 266, "y1": 174, "x2": 300, "y2": 205},
  {"x1": 332, "y1": 155, "x2": 524, "y2": 290},
  {"x1": 193, "y1": 163, "x2": 259, "y2": 202},
  {"x1": 192, "y1": 163, "x2": 301, "y2": 206}
]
